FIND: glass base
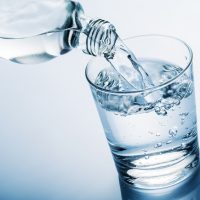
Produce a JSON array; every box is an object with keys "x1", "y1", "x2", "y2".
[
  {"x1": 119, "y1": 164, "x2": 200, "y2": 200},
  {"x1": 114, "y1": 139, "x2": 199, "y2": 190}
]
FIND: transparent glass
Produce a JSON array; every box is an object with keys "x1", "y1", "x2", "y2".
[{"x1": 85, "y1": 35, "x2": 199, "y2": 189}]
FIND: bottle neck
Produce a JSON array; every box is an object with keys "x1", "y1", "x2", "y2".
[
  {"x1": 80, "y1": 19, "x2": 119, "y2": 57},
  {"x1": 62, "y1": 17, "x2": 118, "y2": 57}
]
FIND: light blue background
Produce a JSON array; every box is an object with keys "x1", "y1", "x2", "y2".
[{"x1": 0, "y1": 0, "x2": 200, "y2": 199}]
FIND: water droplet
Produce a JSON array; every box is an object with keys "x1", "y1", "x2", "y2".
[{"x1": 154, "y1": 142, "x2": 162, "y2": 148}]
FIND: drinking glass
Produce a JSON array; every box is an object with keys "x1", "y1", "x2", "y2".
[{"x1": 85, "y1": 35, "x2": 199, "y2": 189}]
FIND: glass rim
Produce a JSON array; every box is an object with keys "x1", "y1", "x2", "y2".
[{"x1": 85, "y1": 34, "x2": 193, "y2": 95}]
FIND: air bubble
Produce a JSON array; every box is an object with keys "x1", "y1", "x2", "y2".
[
  {"x1": 158, "y1": 122, "x2": 166, "y2": 127},
  {"x1": 166, "y1": 140, "x2": 172, "y2": 144},
  {"x1": 174, "y1": 98, "x2": 181, "y2": 105},
  {"x1": 148, "y1": 131, "x2": 154, "y2": 135},
  {"x1": 191, "y1": 160, "x2": 198, "y2": 168},
  {"x1": 164, "y1": 104, "x2": 172, "y2": 110},
  {"x1": 181, "y1": 116, "x2": 185, "y2": 120},
  {"x1": 180, "y1": 112, "x2": 189, "y2": 125},
  {"x1": 182, "y1": 128, "x2": 197, "y2": 140},
  {"x1": 181, "y1": 143, "x2": 187, "y2": 149},
  {"x1": 167, "y1": 89, "x2": 174, "y2": 96},
  {"x1": 179, "y1": 112, "x2": 189, "y2": 117},
  {"x1": 155, "y1": 107, "x2": 167, "y2": 116},
  {"x1": 169, "y1": 127, "x2": 178, "y2": 137},
  {"x1": 155, "y1": 106, "x2": 160, "y2": 112},
  {"x1": 154, "y1": 142, "x2": 162, "y2": 148}
]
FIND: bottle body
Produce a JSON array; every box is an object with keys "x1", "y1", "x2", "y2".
[
  {"x1": 0, "y1": 0, "x2": 153, "y2": 90},
  {"x1": 0, "y1": 0, "x2": 85, "y2": 64},
  {"x1": 0, "y1": 0, "x2": 118, "y2": 64}
]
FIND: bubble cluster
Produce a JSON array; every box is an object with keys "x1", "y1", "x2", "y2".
[
  {"x1": 180, "y1": 112, "x2": 189, "y2": 125},
  {"x1": 154, "y1": 78, "x2": 193, "y2": 116},
  {"x1": 93, "y1": 61, "x2": 193, "y2": 116},
  {"x1": 94, "y1": 68, "x2": 155, "y2": 115},
  {"x1": 182, "y1": 127, "x2": 197, "y2": 140}
]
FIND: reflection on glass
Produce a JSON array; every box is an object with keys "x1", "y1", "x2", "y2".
[{"x1": 120, "y1": 165, "x2": 200, "y2": 200}]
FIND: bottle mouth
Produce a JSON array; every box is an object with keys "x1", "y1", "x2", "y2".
[
  {"x1": 83, "y1": 19, "x2": 117, "y2": 56},
  {"x1": 85, "y1": 34, "x2": 193, "y2": 95}
]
